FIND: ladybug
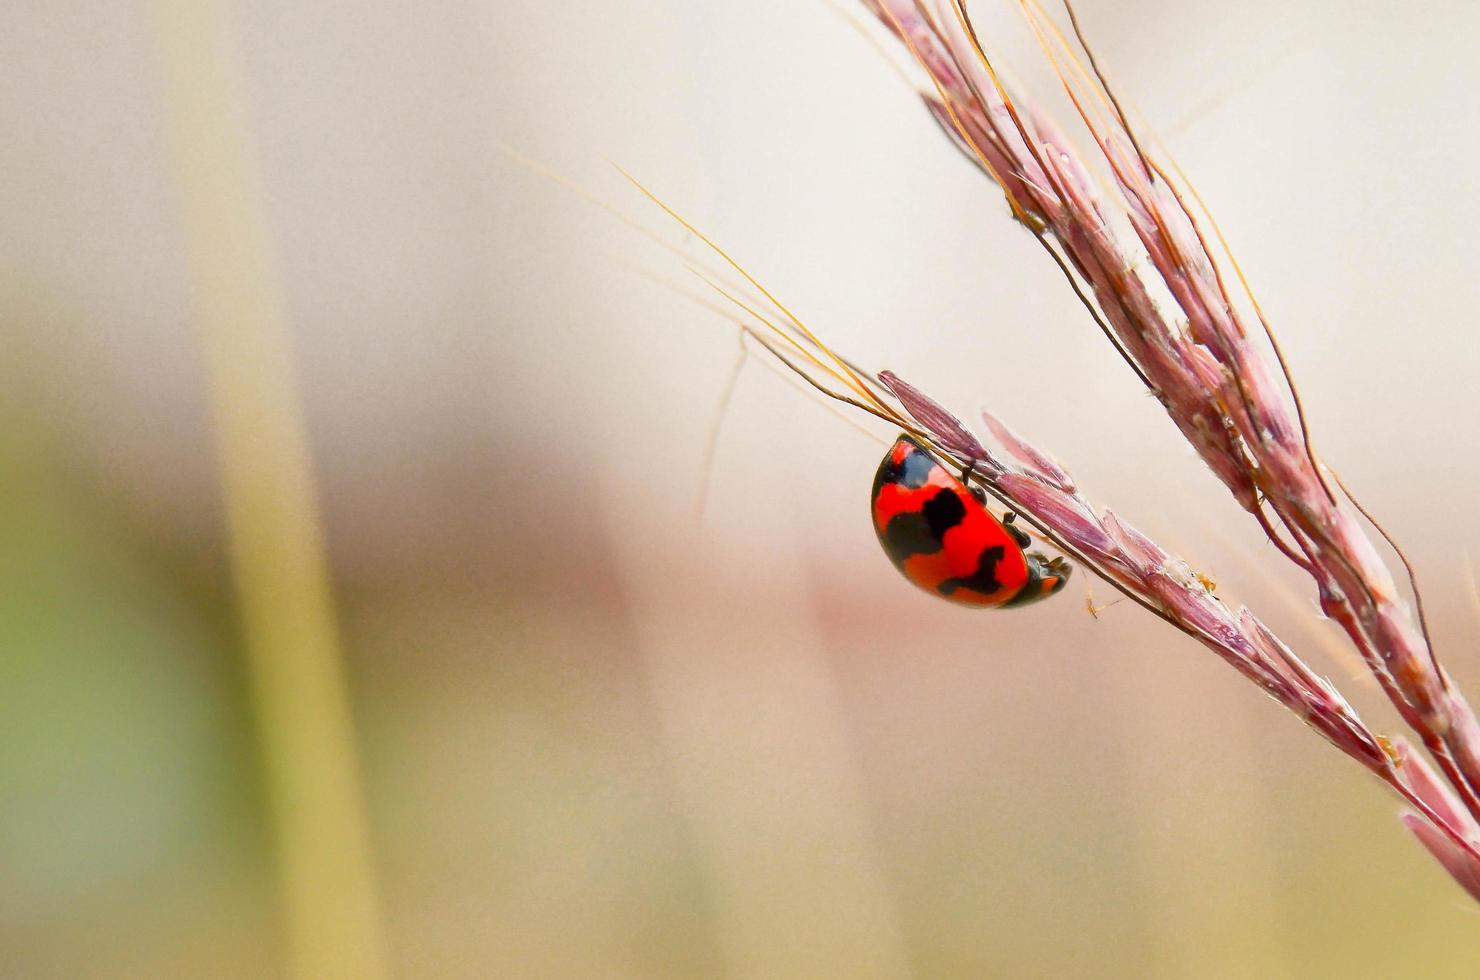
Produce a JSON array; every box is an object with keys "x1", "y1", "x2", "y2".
[{"x1": 870, "y1": 434, "x2": 1071, "y2": 607}]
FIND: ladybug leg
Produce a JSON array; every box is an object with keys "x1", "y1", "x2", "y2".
[
  {"x1": 959, "y1": 461, "x2": 988, "y2": 505},
  {"x1": 1002, "y1": 510, "x2": 1032, "y2": 549}
]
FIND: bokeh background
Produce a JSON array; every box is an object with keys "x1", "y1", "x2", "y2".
[{"x1": 5, "y1": 0, "x2": 1480, "y2": 976}]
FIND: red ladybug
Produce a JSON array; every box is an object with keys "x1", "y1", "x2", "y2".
[{"x1": 871, "y1": 434, "x2": 1071, "y2": 607}]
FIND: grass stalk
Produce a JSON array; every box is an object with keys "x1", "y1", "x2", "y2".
[{"x1": 148, "y1": 3, "x2": 390, "y2": 976}]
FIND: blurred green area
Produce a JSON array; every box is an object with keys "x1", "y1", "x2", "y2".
[{"x1": 0, "y1": 418, "x2": 273, "y2": 977}]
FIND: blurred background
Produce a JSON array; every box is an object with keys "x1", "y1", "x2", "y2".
[{"x1": 5, "y1": 0, "x2": 1480, "y2": 976}]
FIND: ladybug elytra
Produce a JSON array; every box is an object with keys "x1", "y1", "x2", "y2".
[{"x1": 870, "y1": 434, "x2": 1071, "y2": 607}]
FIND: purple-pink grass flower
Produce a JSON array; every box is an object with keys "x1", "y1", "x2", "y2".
[{"x1": 851, "y1": 0, "x2": 1480, "y2": 898}]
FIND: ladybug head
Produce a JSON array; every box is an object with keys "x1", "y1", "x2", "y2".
[{"x1": 1005, "y1": 553, "x2": 1072, "y2": 607}]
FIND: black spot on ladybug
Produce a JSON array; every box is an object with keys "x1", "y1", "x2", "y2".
[
  {"x1": 940, "y1": 545, "x2": 1007, "y2": 598},
  {"x1": 920, "y1": 487, "x2": 966, "y2": 539},
  {"x1": 879, "y1": 510, "x2": 942, "y2": 565},
  {"x1": 878, "y1": 487, "x2": 967, "y2": 567},
  {"x1": 895, "y1": 445, "x2": 936, "y2": 489}
]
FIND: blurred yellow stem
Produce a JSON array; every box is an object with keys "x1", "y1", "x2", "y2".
[{"x1": 148, "y1": 3, "x2": 389, "y2": 978}]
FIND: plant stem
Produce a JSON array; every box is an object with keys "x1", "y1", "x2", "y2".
[{"x1": 149, "y1": 4, "x2": 390, "y2": 977}]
